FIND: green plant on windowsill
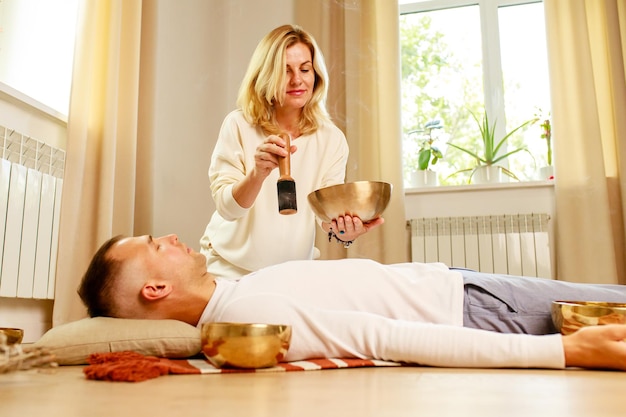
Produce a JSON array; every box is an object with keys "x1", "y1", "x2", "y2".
[
  {"x1": 446, "y1": 110, "x2": 537, "y2": 182},
  {"x1": 406, "y1": 119, "x2": 444, "y2": 172}
]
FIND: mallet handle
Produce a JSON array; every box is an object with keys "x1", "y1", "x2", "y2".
[{"x1": 278, "y1": 134, "x2": 293, "y2": 180}]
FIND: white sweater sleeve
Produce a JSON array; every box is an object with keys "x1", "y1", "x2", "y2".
[
  {"x1": 306, "y1": 310, "x2": 565, "y2": 369},
  {"x1": 369, "y1": 317, "x2": 566, "y2": 369}
]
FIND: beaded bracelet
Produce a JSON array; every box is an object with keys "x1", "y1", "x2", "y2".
[{"x1": 328, "y1": 231, "x2": 354, "y2": 248}]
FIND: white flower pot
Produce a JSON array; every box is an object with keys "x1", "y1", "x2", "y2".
[
  {"x1": 409, "y1": 170, "x2": 437, "y2": 187},
  {"x1": 472, "y1": 165, "x2": 503, "y2": 184},
  {"x1": 537, "y1": 165, "x2": 554, "y2": 180}
]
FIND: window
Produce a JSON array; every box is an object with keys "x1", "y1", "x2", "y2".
[
  {"x1": 399, "y1": 0, "x2": 551, "y2": 186},
  {"x1": 0, "y1": 0, "x2": 79, "y2": 118}
]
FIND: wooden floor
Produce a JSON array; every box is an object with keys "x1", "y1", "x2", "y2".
[{"x1": 1, "y1": 365, "x2": 625, "y2": 417}]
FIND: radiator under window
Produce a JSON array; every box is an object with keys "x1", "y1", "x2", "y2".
[
  {"x1": 0, "y1": 125, "x2": 64, "y2": 299},
  {"x1": 409, "y1": 214, "x2": 552, "y2": 279}
]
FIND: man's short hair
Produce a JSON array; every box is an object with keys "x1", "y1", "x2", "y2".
[{"x1": 77, "y1": 235, "x2": 124, "y2": 317}]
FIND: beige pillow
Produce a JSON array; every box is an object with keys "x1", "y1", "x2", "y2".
[{"x1": 33, "y1": 317, "x2": 202, "y2": 365}]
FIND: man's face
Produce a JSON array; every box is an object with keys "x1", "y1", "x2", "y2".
[{"x1": 109, "y1": 234, "x2": 208, "y2": 288}]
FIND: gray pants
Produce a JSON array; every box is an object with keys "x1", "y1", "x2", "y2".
[{"x1": 457, "y1": 268, "x2": 626, "y2": 335}]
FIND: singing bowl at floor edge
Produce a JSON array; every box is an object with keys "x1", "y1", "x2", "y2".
[
  {"x1": 0, "y1": 328, "x2": 24, "y2": 345},
  {"x1": 201, "y1": 322, "x2": 292, "y2": 369},
  {"x1": 551, "y1": 300, "x2": 626, "y2": 335},
  {"x1": 307, "y1": 181, "x2": 392, "y2": 223}
]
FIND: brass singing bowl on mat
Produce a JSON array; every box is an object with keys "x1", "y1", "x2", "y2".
[
  {"x1": 307, "y1": 181, "x2": 393, "y2": 223},
  {"x1": 201, "y1": 322, "x2": 292, "y2": 369},
  {"x1": 551, "y1": 301, "x2": 626, "y2": 335},
  {"x1": 0, "y1": 328, "x2": 24, "y2": 345}
]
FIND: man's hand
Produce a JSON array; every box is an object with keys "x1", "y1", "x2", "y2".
[{"x1": 562, "y1": 324, "x2": 626, "y2": 370}]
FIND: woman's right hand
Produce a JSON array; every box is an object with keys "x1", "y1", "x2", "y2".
[
  {"x1": 232, "y1": 135, "x2": 297, "y2": 208},
  {"x1": 253, "y1": 134, "x2": 297, "y2": 179}
]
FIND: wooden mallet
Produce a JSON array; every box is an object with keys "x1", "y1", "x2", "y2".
[{"x1": 277, "y1": 133, "x2": 297, "y2": 215}]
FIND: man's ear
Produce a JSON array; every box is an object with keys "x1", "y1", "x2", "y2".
[{"x1": 141, "y1": 282, "x2": 172, "y2": 301}]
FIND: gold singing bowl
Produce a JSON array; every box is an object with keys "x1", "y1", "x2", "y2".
[
  {"x1": 0, "y1": 328, "x2": 24, "y2": 345},
  {"x1": 551, "y1": 301, "x2": 626, "y2": 335},
  {"x1": 201, "y1": 323, "x2": 292, "y2": 369},
  {"x1": 307, "y1": 181, "x2": 393, "y2": 223}
]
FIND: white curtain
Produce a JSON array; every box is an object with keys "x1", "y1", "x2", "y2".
[
  {"x1": 53, "y1": 0, "x2": 143, "y2": 325},
  {"x1": 544, "y1": 0, "x2": 626, "y2": 284}
]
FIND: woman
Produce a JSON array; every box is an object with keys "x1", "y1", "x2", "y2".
[{"x1": 200, "y1": 24, "x2": 383, "y2": 279}]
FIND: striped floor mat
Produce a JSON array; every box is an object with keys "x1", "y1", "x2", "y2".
[{"x1": 83, "y1": 351, "x2": 403, "y2": 382}]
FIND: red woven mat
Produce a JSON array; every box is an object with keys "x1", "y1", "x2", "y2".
[{"x1": 83, "y1": 351, "x2": 402, "y2": 382}]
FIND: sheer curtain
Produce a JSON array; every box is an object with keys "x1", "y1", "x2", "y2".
[
  {"x1": 295, "y1": 0, "x2": 408, "y2": 264},
  {"x1": 544, "y1": 0, "x2": 626, "y2": 284},
  {"x1": 53, "y1": 0, "x2": 143, "y2": 325}
]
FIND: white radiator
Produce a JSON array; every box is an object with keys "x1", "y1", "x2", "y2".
[
  {"x1": 0, "y1": 126, "x2": 64, "y2": 299},
  {"x1": 409, "y1": 214, "x2": 552, "y2": 278}
]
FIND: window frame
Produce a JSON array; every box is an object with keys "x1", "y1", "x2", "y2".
[
  {"x1": 399, "y1": 0, "x2": 545, "y2": 176},
  {"x1": 0, "y1": 0, "x2": 79, "y2": 120}
]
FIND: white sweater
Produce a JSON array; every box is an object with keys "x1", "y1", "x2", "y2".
[
  {"x1": 198, "y1": 259, "x2": 565, "y2": 369},
  {"x1": 200, "y1": 110, "x2": 349, "y2": 277}
]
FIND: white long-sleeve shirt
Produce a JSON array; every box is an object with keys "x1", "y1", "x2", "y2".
[
  {"x1": 198, "y1": 259, "x2": 565, "y2": 369},
  {"x1": 200, "y1": 110, "x2": 349, "y2": 278}
]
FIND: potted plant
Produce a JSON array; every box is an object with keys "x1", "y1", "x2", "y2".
[
  {"x1": 446, "y1": 110, "x2": 537, "y2": 184},
  {"x1": 404, "y1": 120, "x2": 444, "y2": 187},
  {"x1": 538, "y1": 117, "x2": 554, "y2": 180}
]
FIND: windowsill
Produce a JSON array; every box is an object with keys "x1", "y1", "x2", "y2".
[
  {"x1": 403, "y1": 179, "x2": 556, "y2": 221},
  {"x1": 0, "y1": 82, "x2": 68, "y2": 124},
  {"x1": 405, "y1": 179, "x2": 555, "y2": 195}
]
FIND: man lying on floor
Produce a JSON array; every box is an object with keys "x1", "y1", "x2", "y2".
[{"x1": 78, "y1": 234, "x2": 626, "y2": 371}]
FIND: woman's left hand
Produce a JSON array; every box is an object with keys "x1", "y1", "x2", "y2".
[{"x1": 325, "y1": 215, "x2": 385, "y2": 243}]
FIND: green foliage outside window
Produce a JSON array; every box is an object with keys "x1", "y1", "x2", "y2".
[
  {"x1": 400, "y1": 13, "x2": 485, "y2": 185},
  {"x1": 400, "y1": 5, "x2": 549, "y2": 185}
]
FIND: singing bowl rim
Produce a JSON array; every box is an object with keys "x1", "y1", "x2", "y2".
[
  {"x1": 552, "y1": 300, "x2": 626, "y2": 310},
  {"x1": 306, "y1": 180, "x2": 393, "y2": 223},
  {"x1": 201, "y1": 322, "x2": 291, "y2": 335}
]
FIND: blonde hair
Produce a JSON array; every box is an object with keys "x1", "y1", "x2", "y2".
[{"x1": 236, "y1": 24, "x2": 331, "y2": 136}]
